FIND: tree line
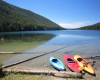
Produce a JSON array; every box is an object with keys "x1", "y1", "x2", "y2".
[
  {"x1": 78, "y1": 22, "x2": 100, "y2": 30},
  {"x1": 0, "y1": 0, "x2": 66, "y2": 32}
]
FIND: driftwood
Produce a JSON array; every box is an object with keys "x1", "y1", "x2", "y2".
[
  {"x1": 3, "y1": 52, "x2": 50, "y2": 68},
  {"x1": 84, "y1": 55, "x2": 100, "y2": 59},
  {"x1": 0, "y1": 52, "x2": 21, "y2": 54},
  {"x1": 1, "y1": 52, "x2": 100, "y2": 58},
  {"x1": 3, "y1": 54, "x2": 100, "y2": 68},
  {"x1": 4, "y1": 69, "x2": 82, "y2": 78}
]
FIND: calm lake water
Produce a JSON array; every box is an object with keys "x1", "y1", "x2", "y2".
[{"x1": 0, "y1": 30, "x2": 100, "y2": 67}]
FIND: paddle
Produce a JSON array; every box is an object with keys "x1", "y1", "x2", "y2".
[
  {"x1": 82, "y1": 60, "x2": 94, "y2": 65},
  {"x1": 67, "y1": 61, "x2": 75, "y2": 63},
  {"x1": 78, "y1": 60, "x2": 94, "y2": 70}
]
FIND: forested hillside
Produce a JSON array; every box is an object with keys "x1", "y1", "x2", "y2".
[
  {"x1": 0, "y1": 0, "x2": 65, "y2": 32},
  {"x1": 78, "y1": 22, "x2": 100, "y2": 30}
]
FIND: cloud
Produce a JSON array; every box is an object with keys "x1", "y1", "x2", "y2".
[{"x1": 59, "y1": 21, "x2": 92, "y2": 29}]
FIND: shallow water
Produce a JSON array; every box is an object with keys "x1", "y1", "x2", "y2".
[
  {"x1": 0, "y1": 30, "x2": 100, "y2": 68},
  {"x1": 0, "y1": 33, "x2": 55, "y2": 52},
  {"x1": 0, "y1": 33, "x2": 55, "y2": 62}
]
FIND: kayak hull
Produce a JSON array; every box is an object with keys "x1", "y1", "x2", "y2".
[
  {"x1": 50, "y1": 57, "x2": 66, "y2": 71},
  {"x1": 64, "y1": 54, "x2": 81, "y2": 72},
  {"x1": 74, "y1": 55, "x2": 95, "y2": 74}
]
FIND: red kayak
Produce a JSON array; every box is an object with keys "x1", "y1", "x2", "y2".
[{"x1": 64, "y1": 54, "x2": 81, "y2": 72}]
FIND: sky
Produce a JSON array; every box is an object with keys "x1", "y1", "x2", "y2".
[{"x1": 3, "y1": 0, "x2": 100, "y2": 29}]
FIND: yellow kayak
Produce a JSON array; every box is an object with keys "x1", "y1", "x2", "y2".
[{"x1": 74, "y1": 55, "x2": 95, "y2": 74}]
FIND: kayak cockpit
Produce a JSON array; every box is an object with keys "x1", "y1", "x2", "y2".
[
  {"x1": 52, "y1": 59, "x2": 57, "y2": 62},
  {"x1": 67, "y1": 58, "x2": 75, "y2": 63}
]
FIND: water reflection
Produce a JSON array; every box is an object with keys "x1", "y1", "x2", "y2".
[
  {"x1": 0, "y1": 33, "x2": 55, "y2": 52},
  {"x1": 0, "y1": 33, "x2": 55, "y2": 62}
]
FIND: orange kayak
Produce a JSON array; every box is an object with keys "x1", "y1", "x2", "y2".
[{"x1": 74, "y1": 55, "x2": 95, "y2": 74}]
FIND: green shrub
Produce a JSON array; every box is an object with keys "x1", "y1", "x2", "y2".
[{"x1": 0, "y1": 62, "x2": 5, "y2": 77}]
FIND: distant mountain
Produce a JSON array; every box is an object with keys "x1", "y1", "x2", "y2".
[
  {"x1": 0, "y1": 0, "x2": 65, "y2": 32},
  {"x1": 78, "y1": 22, "x2": 100, "y2": 30}
]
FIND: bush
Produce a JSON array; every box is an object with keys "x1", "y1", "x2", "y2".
[{"x1": 0, "y1": 62, "x2": 5, "y2": 77}]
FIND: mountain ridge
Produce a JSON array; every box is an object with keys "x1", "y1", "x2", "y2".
[
  {"x1": 0, "y1": 0, "x2": 65, "y2": 32},
  {"x1": 77, "y1": 22, "x2": 100, "y2": 30}
]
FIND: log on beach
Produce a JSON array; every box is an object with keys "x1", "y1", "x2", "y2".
[
  {"x1": 3, "y1": 52, "x2": 51, "y2": 68},
  {"x1": 4, "y1": 68, "x2": 82, "y2": 78},
  {"x1": 0, "y1": 52, "x2": 21, "y2": 54},
  {"x1": 84, "y1": 55, "x2": 100, "y2": 59}
]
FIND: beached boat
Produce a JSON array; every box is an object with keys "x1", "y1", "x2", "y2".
[
  {"x1": 74, "y1": 55, "x2": 95, "y2": 74},
  {"x1": 64, "y1": 54, "x2": 81, "y2": 72},
  {"x1": 49, "y1": 57, "x2": 66, "y2": 71}
]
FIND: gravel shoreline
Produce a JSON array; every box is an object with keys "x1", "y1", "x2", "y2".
[
  {"x1": 3, "y1": 51, "x2": 100, "y2": 80},
  {"x1": 2, "y1": 46, "x2": 100, "y2": 80},
  {"x1": 3, "y1": 64, "x2": 100, "y2": 80}
]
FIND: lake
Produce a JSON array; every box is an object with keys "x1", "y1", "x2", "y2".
[{"x1": 0, "y1": 30, "x2": 100, "y2": 68}]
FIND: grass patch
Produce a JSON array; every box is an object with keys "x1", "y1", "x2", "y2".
[
  {"x1": 0, "y1": 72, "x2": 50, "y2": 80},
  {"x1": 0, "y1": 63, "x2": 49, "y2": 80}
]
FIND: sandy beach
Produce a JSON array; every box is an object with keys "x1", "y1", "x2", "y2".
[{"x1": 2, "y1": 51, "x2": 100, "y2": 80}]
